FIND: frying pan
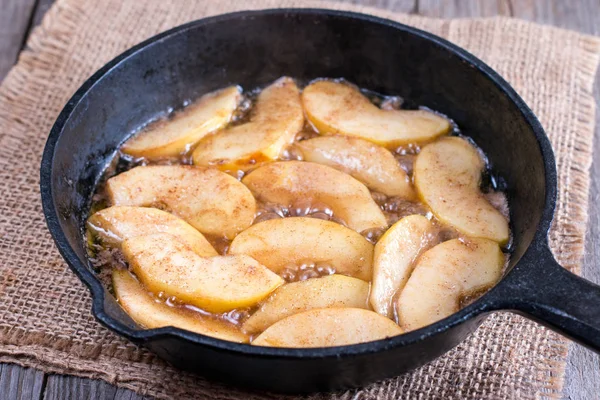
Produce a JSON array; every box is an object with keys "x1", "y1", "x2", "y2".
[{"x1": 40, "y1": 9, "x2": 600, "y2": 393}]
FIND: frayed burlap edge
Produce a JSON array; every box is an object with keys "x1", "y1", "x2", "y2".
[{"x1": 546, "y1": 33, "x2": 600, "y2": 276}]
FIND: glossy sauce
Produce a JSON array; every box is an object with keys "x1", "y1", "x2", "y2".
[{"x1": 87, "y1": 80, "x2": 510, "y2": 332}]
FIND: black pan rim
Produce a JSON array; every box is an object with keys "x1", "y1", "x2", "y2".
[{"x1": 40, "y1": 8, "x2": 558, "y2": 359}]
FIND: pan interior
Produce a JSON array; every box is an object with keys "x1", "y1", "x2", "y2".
[{"x1": 46, "y1": 10, "x2": 549, "y2": 338}]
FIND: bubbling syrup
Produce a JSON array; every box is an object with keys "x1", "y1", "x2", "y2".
[{"x1": 86, "y1": 79, "x2": 512, "y2": 341}]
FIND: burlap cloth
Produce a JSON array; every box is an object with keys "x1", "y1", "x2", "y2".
[{"x1": 0, "y1": 0, "x2": 599, "y2": 398}]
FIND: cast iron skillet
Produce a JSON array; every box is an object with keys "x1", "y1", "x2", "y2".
[{"x1": 40, "y1": 9, "x2": 600, "y2": 394}]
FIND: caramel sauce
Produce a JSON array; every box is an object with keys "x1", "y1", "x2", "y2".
[{"x1": 87, "y1": 79, "x2": 511, "y2": 337}]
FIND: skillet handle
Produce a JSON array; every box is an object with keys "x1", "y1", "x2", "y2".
[{"x1": 487, "y1": 243, "x2": 600, "y2": 352}]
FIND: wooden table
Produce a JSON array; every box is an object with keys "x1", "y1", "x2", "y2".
[{"x1": 1, "y1": 0, "x2": 599, "y2": 398}]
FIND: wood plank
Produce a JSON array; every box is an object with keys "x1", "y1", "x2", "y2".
[
  {"x1": 31, "y1": 0, "x2": 56, "y2": 28},
  {"x1": 113, "y1": 387, "x2": 151, "y2": 400},
  {"x1": 43, "y1": 374, "x2": 150, "y2": 400},
  {"x1": 0, "y1": 364, "x2": 45, "y2": 400},
  {"x1": 43, "y1": 375, "x2": 115, "y2": 400},
  {"x1": 507, "y1": 0, "x2": 599, "y2": 34},
  {"x1": 339, "y1": 0, "x2": 416, "y2": 13},
  {"x1": 0, "y1": 0, "x2": 38, "y2": 82},
  {"x1": 417, "y1": 0, "x2": 511, "y2": 17}
]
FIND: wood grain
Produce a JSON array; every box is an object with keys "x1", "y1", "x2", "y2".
[
  {"x1": 30, "y1": 0, "x2": 56, "y2": 28},
  {"x1": 505, "y1": 0, "x2": 599, "y2": 32},
  {"x1": 0, "y1": 0, "x2": 38, "y2": 81},
  {"x1": 0, "y1": 365, "x2": 45, "y2": 400},
  {"x1": 0, "y1": 0, "x2": 598, "y2": 399},
  {"x1": 340, "y1": 0, "x2": 416, "y2": 13},
  {"x1": 43, "y1": 375, "x2": 149, "y2": 400},
  {"x1": 417, "y1": 0, "x2": 511, "y2": 17}
]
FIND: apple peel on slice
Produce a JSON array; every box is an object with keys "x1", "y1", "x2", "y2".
[
  {"x1": 192, "y1": 77, "x2": 303, "y2": 171},
  {"x1": 106, "y1": 165, "x2": 256, "y2": 239},
  {"x1": 242, "y1": 161, "x2": 387, "y2": 233},
  {"x1": 122, "y1": 233, "x2": 284, "y2": 313},
  {"x1": 296, "y1": 136, "x2": 415, "y2": 199},
  {"x1": 87, "y1": 206, "x2": 217, "y2": 257},
  {"x1": 243, "y1": 274, "x2": 370, "y2": 333},
  {"x1": 122, "y1": 86, "x2": 242, "y2": 159},
  {"x1": 252, "y1": 308, "x2": 403, "y2": 348},
  {"x1": 396, "y1": 238, "x2": 504, "y2": 331},
  {"x1": 113, "y1": 269, "x2": 248, "y2": 343},
  {"x1": 229, "y1": 217, "x2": 374, "y2": 281},
  {"x1": 370, "y1": 215, "x2": 437, "y2": 318},
  {"x1": 302, "y1": 80, "x2": 450, "y2": 148},
  {"x1": 414, "y1": 136, "x2": 509, "y2": 244}
]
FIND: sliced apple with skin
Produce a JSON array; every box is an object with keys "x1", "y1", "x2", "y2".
[
  {"x1": 396, "y1": 238, "x2": 504, "y2": 331},
  {"x1": 122, "y1": 233, "x2": 284, "y2": 313},
  {"x1": 113, "y1": 269, "x2": 248, "y2": 343},
  {"x1": 242, "y1": 161, "x2": 387, "y2": 233},
  {"x1": 122, "y1": 86, "x2": 242, "y2": 158},
  {"x1": 414, "y1": 136, "x2": 509, "y2": 244},
  {"x1": 370, "y1": 215, "x2": 438, "y2": 318},
  {"x1": 106, "y1": 165, "x2": 256, "y2": 239},
  {"x1": 302, "y1": 80, "x2": 450, "y2": 148},
  {"x1": 87, "y1": 206, "x2": 217, "y2": 257},
  {"x1": 192, "y1": 77, "x2": 303, "y2": 171},
  {"x1": 296, "y1": 136, "x2": 415, "y2": 199},
  {"x1": 243, "y1": 275, "x2": 370, "y2": 333},
  {"x1": 252, "y1": 308, "x2": 402, "y2": 347},
  {"x1": 229, "y1": 217, "x2": 374, "y2": 281}
]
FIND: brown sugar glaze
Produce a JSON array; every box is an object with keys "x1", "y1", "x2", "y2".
[{"x1": 87, "y1": 80, "x2": 511, "y2": 334}]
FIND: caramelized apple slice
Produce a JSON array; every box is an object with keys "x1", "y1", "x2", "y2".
[
  {"x1": 87, "y1": 206, "x2": 217, "y2": 256},
  {"x1": 192, "y1": 77, "x2": 303, "y2": 171},
  {"x1": 242, "y1": 161, "x2": 387, "y2": 232},
  {"x1": 296, "y1": 136, "x2": 415, "y2": 199},
  {"x1": 106, "y1": 165, "x2": 256, "y2": 239},
  {"x1": 229, "y1": 217, "x2": 374, "y2": 281},
  {"x1": 370, "y1": 215, "x2": 437, "y2": 318},
  {"x1": 122, "y1": 86, "x2": 242, "y2": 158},
  {"x1": 252, "y1": 308, "x2": 402, "y2": 347},
  {"x1": 122, "y1": 233, "x2": 284, "y2": 313},
  {"x1": 113, "y1": 269, "x2": 248, "y2": 343},
  {"x1": 243, "y1": 275, "x2": 370, "y2": 334},
  {"x1": 302, "y1": 80, "x2": 450, "y2": 148},
  {"x1": 396, "y1": 238, "x2": 504, "y2": 331},
  {"x1": 414, "y1": 137, "x2": 509, "y2": 244}
]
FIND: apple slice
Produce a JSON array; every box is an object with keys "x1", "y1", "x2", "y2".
[
  {"x1": 242, "y1": 161, "x2": 387, "y2": 233},
  {"x1": 113, "y1": 269, "x2": 248, "y2": 343},
  {"x1": 122, "y1": 233, "x2": 284, "y2": 313},
  {"x1": 192, "y1": 77, "x2": 303, "y2": 171},
  {"x1": 122, "y1": 86, "x2": 242, "y2": 158},
  {"x1": 296, "y1": 136, "x2": 415, "y2": 199},
  {"x1": 252, "y1": 308, "x2": 402, "y2": 347},
  {"x1": 87, "y1": 206, "x2": 217, "y2": 256},
  {"x1": 106, "y1": 165, "x2": 256, "y2": 239},
  {"x1": 302, "y1": 80, "x2": 450, "y2": 148},
  {"x1": 229, "y1": 217, "x2": 374, "y2": 281},
  {"x1": 414, "y1": 136, "x2": 509, "y2": 244},
  {"x1": 370, "y1": 215, "x2": 437, "y2": 318},
  {"x1": 396, "y1": 238, "x2": 504, "y2": 331},
  {"x1": 243, "y1": 275, "x2": 370, "y2": 333}
]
